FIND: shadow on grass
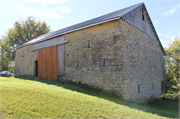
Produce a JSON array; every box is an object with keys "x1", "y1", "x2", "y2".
[{"x1": 20, "y1": 77, "x2": 179, "y2": 118}]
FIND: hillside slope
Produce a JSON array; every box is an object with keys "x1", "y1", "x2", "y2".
[{"x1": 0, "y1": 77, "x2": 178, "y2": 118}]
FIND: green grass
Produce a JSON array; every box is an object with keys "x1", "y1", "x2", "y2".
[{"x1": 0, "y1": 77, "x2": 179, "y2": 118}]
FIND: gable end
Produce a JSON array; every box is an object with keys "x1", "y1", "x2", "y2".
[{"x1": 121, "y1": 4, "x2": 165, "y2": 55}]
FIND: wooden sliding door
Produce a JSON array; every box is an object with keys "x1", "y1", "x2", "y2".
[{"x1": 38, "y1": 46, "x2": 58, "y2": 80}]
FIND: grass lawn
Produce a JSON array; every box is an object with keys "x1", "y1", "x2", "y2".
[{"x1": 0, "y1": 77, "x2": 179, "y2": 118}]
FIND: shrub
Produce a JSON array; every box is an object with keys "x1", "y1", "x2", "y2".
[{"x1": 162, "y1": 92, "x2": 179, "y2": 102}]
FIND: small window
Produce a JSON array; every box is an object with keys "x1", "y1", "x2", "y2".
[
  {"x1": 88, "y1": 40, "x2": 90, "y2": 48},
  {"x1": 142, "y1": 8, "x2": 144, "y2": 21},
  {"x1": 152, "y1": 83, "x2": 154, "y2": 89},
  {"x1": 76, "y1": 61, "x2": 78, "y2": 69},
  {"x1": 103, "y1": 59, "x2": 105, "y2": 66},
  {"x1": 138, "y1": 85, "x2": 140, "y2": 93}
]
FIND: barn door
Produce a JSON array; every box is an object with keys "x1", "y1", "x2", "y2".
[{"x1": 38, "y1": 46, "x2": 58, "y2": 80}]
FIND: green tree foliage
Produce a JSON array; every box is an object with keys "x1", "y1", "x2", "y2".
[
  {"x1": 163, "y1": 37, "x2": 180, "y2": 101},
  {"x1": 0, "y1": 39, "x2": 10, "y2": 71},
  {"x1": 0, "y1": 16, "x2": 51, "y2": 73}
]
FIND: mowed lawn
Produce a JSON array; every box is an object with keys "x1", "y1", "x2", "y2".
[{"x1": 0, "y1": 77, "x2": 179, "y2": 118}]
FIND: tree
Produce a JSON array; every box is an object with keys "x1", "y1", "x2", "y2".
[
  {"x1": 0, "y1": 16, "x2": 51, "y2": 72},
  {"x1": 0, "y1": 39, "x2": 10, "y2": 71},
  {"x1": 164, "y1": 37, "x2": 180, "y2": 96}
]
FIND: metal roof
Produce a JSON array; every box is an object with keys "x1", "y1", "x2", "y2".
[
  {"x1": 16, "y1": 2, "x2": 165, "y2": 55},
  {"x1": 17, "y1": 2, "x2": 143, "y2": 48}
]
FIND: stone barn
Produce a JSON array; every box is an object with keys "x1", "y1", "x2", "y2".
[{"x1": 15, "y1": 2, "x2": 165, "y2": 103}]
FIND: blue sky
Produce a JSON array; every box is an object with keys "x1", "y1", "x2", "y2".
[{"x1": 0, "y1": 0, "x2": 179, "y2": 48}]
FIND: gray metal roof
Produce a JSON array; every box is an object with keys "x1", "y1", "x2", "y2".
[
  {"x1": 17, "y1": 2, "x2": 144, "y2": 48},
  {"x1": 16, "y1": 2, "x2": 165, "y2": 55}
]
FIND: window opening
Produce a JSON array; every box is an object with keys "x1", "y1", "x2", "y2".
[
  {"x1": 103, "y1": 59, "x2": 105, "y2": 66},
  {"x1": 77, "y1": 61, "x2": 78, "y2": 69},
  {"x1": 142, "y1": 8, "x2": 144, "y2": 21},
  {"x1": 138, "y1": 85, "x2": 140, "y2": 93},
  {"x1": 88, "y1": 40, "x2": 90, "y2": 48}
]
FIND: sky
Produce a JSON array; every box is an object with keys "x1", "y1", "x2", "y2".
[{"x1": 0, "y1": 0, "x2": 179, "y2": 48}]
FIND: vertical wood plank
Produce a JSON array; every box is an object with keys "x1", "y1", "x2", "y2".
[
  {"x1": 51, "y1": 45, "x2": 58, "y2": 80},
  {"x1": 38, "y1": 48, "x2": 47, "y2": 79},
  {"x1": 57, "y1": 44, "x2": 65, "y2": 76},
  {"x1": 43, "y1": 48, "x2": 47, "y2": 79},
  {"x1": 34, "y1": 50, "x2": 38, "y2": 61},
  {"x1": 46, "y1": 45, "x2": 58, "y2": 80},
  {"x1": 46, "y1": 46, "x2": 51, "y2": 79}
]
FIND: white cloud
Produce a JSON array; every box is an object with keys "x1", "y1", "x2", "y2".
[
  {"x1": 163, "y1": 7, "x2": 177, "y2": 17},
  {"x1": 163, "y1": 4, "x2": 180, "y2": 17},
  {"x1": 15, "y1": 4, "x2": 64, "y2": 19},
  {"x1": 53, "y1": 5, "x2": 71, "y2": 13},
  {"x1": 154, "y1": 20, "x2": 159, "y2": 24},
  {"x1": 44, "y1": 5, "x2": 71, "y2": 13},
  {"x1": 24, "y1": 0, "x2": 68, "y2": 8}
]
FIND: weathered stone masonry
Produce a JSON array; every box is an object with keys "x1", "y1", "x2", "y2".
[
  {"x1": 15, "y1": 45, "x2": 34, "y2": 77},
  {"x1": 64, "y1": 19, "x2": 161, "y2": 102}
]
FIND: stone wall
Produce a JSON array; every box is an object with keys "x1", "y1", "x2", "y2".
[
  {"x1": 65, "y1": 20, "x2": 123, "y2": 95},
  {"x1": 65, "y1": 19, "x2": 162, "y2": 103},
  {"x1": 15, "y1": 45, "x2": 34, "y2": 77},
  {"x1": 14, "y1": 18, "x2": 162, "y2": 102},
  {"x1": 119, "y1": 19, "x2": 161, "y2": 102}
]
